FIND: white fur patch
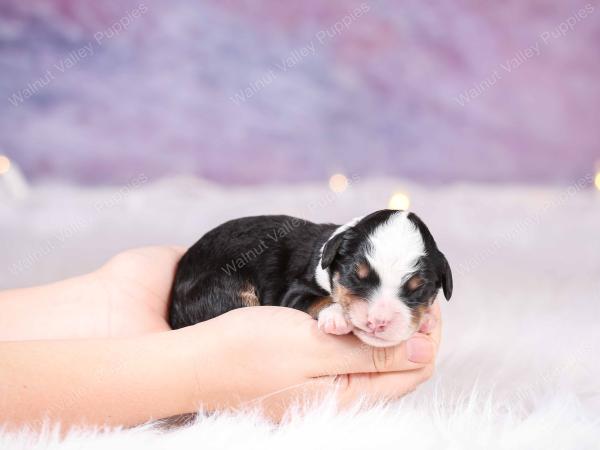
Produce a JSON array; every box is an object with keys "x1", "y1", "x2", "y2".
[
  {"x1": 365, "y1": 211, "x2": 425, "y2": 330},
  {"x1": 315, "y1": 215, "x2": 364, "y2": 293}
]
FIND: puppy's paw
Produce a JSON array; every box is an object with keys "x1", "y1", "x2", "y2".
[{"x1": 318, "y1": 303, "x2": 353, "y2": 335}]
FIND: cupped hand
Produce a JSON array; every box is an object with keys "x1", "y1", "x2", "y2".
[
  {"x1": 98, "y1": 246, "x2": 442, "y2": 417},
  {"x1": 196, "y1": 303, "x2": 441, "y2": 418},
  {"x1": 92, "y1": 246, "x2": 186, "y2": 336}
]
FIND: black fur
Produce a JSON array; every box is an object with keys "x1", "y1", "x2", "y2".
[
  {"x1": 406, "y1": 212, "x2": 453, "y2": 301},
  {"x1": 169, "y1": 215, "x2": 336, "y2": 328}
]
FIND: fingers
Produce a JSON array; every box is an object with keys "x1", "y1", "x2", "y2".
[
  {"x1": 252, "y1": 366, "x2": 434, "y2": 421},
  {"x1": 223, "y1": 304, "x2": 442, "y2": 421},
  {"x1": 309, "y1": 329, "x2": 437, "y2": 377},
  {"x1": 337, "y1": 366, "x2": 434, "y2": 408}
]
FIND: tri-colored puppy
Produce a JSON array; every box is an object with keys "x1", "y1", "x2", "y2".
[{"x1": 169, "y1": 209, "x2": 452, "y2": 347}]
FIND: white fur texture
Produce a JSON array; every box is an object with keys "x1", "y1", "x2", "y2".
[
  {"x1": 1, "y1": 177, "x2": 599, "y2": 449},
  {"x1": 366, "y1": 211, "x2": 425, "y2": 284}
]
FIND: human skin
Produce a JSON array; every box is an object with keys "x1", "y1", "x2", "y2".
[{"x1": 0, "y1": 247, "x2": 441, "y2": 430}]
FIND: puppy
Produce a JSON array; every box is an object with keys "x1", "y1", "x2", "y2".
[{"x1": 169, "y1": 209, "x2": 452, "y2": 347}]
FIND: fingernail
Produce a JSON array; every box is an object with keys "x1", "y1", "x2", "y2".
[{"x1": 407, "y1": 337, "x2": 433, "y2": 363}]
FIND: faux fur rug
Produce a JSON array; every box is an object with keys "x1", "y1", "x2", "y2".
[{"x1": 1, "y1": 176, "x2": 599, "y2": 449}]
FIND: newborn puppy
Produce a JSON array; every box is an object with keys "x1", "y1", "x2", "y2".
[{"x1": 169, "y1": 209, "x2": 452, "y2": 347}]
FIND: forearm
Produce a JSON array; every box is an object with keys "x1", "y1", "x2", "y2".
[
  {"x1": 0, "y1": 327, "x2": 212, "y2": 430},
  {"x1": 0, "y1": 274, "x2": 105, "y2": 341}
]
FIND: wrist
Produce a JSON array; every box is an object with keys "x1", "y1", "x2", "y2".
[{"x1": 170, "y1": 319, "x2": 234, "y2": 412}]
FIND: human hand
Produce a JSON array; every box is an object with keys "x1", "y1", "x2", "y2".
[
  {"x1": 183, "y1": 302, "x2": 441, "y2": 419},
  {"x1": 0, "y1": 246, "x2": 186, "y2": 341},
  {"x1": 48, "y1": 245, "x2": 442, "y2": 416},
  {"x1": 92, "y1": 246, "x2": 186, "y2": 336},
  {"x1": 70, "y1": 246, "x2": 442, "y2": 419},
  {"x1": 0, "y1": 246, "x2": 442, "y2": 427},
  {"x1": 0, "y1": 302, "x2": 441, "y2": 430}
]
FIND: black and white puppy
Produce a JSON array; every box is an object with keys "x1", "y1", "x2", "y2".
[{"x1": 169, "y1": 209, "x2": 452, "y2": 347}]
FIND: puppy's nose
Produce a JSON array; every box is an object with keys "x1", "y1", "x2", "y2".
[{"x1": 367, "y1": 318, "x2": 389, "y2": 333}]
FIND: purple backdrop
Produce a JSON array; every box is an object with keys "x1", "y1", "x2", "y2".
[{"x1": 1, "y1": 0, "x2": 599, "y2": 185}]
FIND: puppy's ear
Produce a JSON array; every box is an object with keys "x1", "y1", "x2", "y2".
[
  {"x1": 321, "y1": 232, "x2": 345, "y2": 269},
  {"x1": 438, "y1": 251, "x2": 453, "y2": 300}
]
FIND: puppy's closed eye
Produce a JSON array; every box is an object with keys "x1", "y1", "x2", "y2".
[
  {"x1": 406, "y1": 275, "x2": 424, "y2": 291},
  {"x1": 356, "y1": 262, "x2": 370, "y2": 279}
]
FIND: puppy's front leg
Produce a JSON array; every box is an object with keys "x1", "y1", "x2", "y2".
[{"x1": 317, "y1": 303, "x2": 353, "y2": 335}]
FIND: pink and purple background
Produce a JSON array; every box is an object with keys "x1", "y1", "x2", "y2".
[{"x1": 1, "y1": 0, "x2": 599, "y2": 186}]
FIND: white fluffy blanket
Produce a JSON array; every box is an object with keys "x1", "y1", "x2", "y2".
[{"x1": 1, "y1": 176, "x2": 599, "y2": 449}]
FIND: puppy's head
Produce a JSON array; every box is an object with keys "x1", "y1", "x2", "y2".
[{"x1": 318, "y1": 209, "x2": 452, "y2": 347}]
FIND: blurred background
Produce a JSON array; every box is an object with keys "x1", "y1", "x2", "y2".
[
  {"x1": 1, "y1": 0, "x2": 599, "y2": 186},
  {"x1": 1, "y1": 0, "x2": 599, "y2": 424}
]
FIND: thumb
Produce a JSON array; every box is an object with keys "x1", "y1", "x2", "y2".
[{"x1": 306, "y1": 323, "x2": 436, "y2": 377}]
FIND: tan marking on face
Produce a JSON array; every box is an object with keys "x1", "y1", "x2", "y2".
[
  {"x1": 306, "y1": 296, "x2": 334, "y2": 319},
  {"x1": 406, "y1": 274, "x2": 424, "y2": 291},
  {"x1": 410, "y1": 303, "x2": 429, "y2": 329},
  {"x1": 410, "y1": 296, "x2": 436, "y2": 329},
  {"x1": 356, "y1": 262, "x2": 370, "y2": 279},
  {"x1": 331, "y1": 272, "x2": 365, "y2": 312},
  {"x1": 240, "y1": 283, "x2": 260, "y2": 307}
]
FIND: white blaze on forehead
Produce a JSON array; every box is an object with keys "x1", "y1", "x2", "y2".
[{"x1": 366, "y1": 211, "x2": 425, "y2": 299}]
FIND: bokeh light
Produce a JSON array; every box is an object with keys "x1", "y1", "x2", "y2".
[
  {"x1": 595, "y1": 171, "x2": 600, "y2": 191},
  {"x1": 388, "y1": 192, "x2": 411, "y2": 210},
  {"x1": 329, "y1": 173, "x2": 348, "y2": 193},
  {"x1": 0, "y1": 155, "x2": 11, "y2": 175}
]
